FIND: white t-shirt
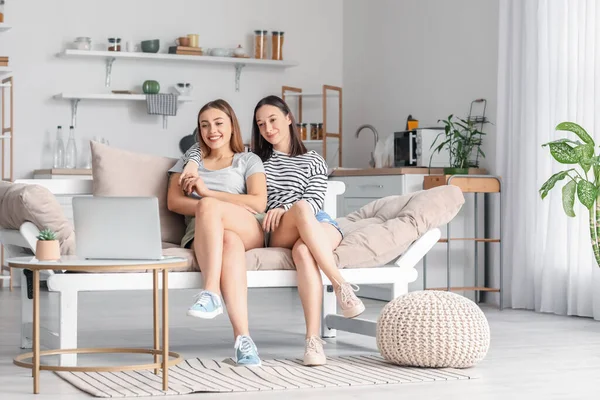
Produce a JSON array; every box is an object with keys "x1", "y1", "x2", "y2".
[{"x1": 169, "y1": 152, "x2": 265, "y2": 198}]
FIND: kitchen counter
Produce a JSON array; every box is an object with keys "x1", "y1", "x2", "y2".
[{"x1": 329, "y1": 167, "x2": 487, "y2": 177}]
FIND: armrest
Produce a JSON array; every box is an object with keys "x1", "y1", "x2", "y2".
[{"x1": 19, "y1": 222, "x2": 40, "y2": 252}]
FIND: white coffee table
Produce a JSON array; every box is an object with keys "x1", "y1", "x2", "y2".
[{"x1": 8, "y1": 255, "x2": 188, "y2": 394}]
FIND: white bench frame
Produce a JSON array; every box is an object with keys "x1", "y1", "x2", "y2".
[{"x1": 0, "y1": 179, "x2": 440, "y2": 366}]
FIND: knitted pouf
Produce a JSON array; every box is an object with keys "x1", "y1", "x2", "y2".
[{"x1": 376, "y1": 290, "x2": 490, "y2": 368}]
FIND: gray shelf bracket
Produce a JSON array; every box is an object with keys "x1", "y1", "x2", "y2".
[
  {"x1": 70, "y1": 99, "x2": 80, "y2": 127},
  {"x1": 234, "y1": 63, "x2": 245, "y2": 92},
  {"x1": 105, "y1": 57, "x2": 116, "y2": 87}
]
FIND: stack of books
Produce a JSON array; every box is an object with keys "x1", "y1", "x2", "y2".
[
  {"x1": 0, "y1": 56, "x2": 8, "y2": 67},
  {"x1": 168, "y1": 46, "x2": 203, "y2": 56}
]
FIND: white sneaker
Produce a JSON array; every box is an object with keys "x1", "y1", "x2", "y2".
[
  {"x1": 304, "y1": 336, "x2": 326, "y2": 366},
  {"x1": 335, "y1": 282, "x2": 365, "y2": 318}
]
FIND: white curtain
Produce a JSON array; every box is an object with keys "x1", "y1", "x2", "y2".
[{"x1": 497, "y1": 0, "x2": 600, "y2": 319}]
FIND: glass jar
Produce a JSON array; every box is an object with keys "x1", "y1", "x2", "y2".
[
  {"x1": 108, "y1": 37, "x2": 121, "y2": 52},
  {"x1": 271, "y1": 31, "x2": 284, "y2": 60},
  {"x1": 317, "y1": 123, "x2": 324, "y2": 140},
  {"x1": 0, "y1": 0, "x2": 5, "y2": 23},
  {"x1": 296, "y1": 123, "x2": 307, "y2": 140},
  {"x1": 310, "y1": 123, "x2": 319, "y2": 140},
  {"x1": 74, "y1": 37, "x2": 92, "y2": 51},
  {"x1": 253, "y1": 30, "x2": 268, "y2": 59}
]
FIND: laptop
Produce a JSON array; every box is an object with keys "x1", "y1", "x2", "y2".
[{"x1": 72, "y1": 196, "x2": 164, "y2": 260}]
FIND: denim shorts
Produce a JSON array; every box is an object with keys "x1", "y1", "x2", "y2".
[{"x1": 315, "y1": 210, "x2": 344, "y2": 239}]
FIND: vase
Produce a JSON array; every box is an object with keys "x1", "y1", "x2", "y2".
[
  {"x1": 142, "y1": 80, "x2": 160, "y2": 94},
  {"x1": 36, "y1": 240, "x2": 60, "y2": 261},
  {"x1": 444, "y1": 167, "x2": 469, "y2": 175}
]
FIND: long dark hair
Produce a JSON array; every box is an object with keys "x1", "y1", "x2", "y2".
[
  {"x1": 196, "y1": 99, "x2": 244, "y2": 157},
  {"x1": 251, "y1": 95, "x2": 307, "y2": 162}
]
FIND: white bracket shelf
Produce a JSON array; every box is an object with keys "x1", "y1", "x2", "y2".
[
  {"x1": 58, "y1": 49, "x2": 298, "y2": 92},
  {"x1": 0, "y1": 23, "x2": 12, "y2": 32},
  {"x1": 53, "y1": 93, "x2": 193, "y2": 127}
]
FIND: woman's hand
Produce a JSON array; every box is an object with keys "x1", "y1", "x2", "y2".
[
  {"x1": 182, "y1": 176, "x2": 211, "y2": 197},
  {"x1": 263, "y1": 208, "x2": 286, "y2": 233},
  {"x1": 179, "y1": 162, "x2": 199, "y2": 187}
]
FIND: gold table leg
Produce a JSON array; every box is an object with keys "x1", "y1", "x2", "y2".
[
  {"x1": 162, "y1": 269, "x2": 169, "y2": 391},
  {"x1": 33, "y1": 270, "x2": 39, "y2": 394},
  {"x1": 153, "y1": 270, "x2": 159, "y2": 375}
]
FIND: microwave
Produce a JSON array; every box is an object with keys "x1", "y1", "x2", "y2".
[{"x1": 393, "y1": 128, "x2": 450, "y2": 167}]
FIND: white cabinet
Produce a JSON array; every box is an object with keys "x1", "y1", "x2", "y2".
[{"x1": 329, "y1": 174, "x2": 425, "y2": 217}]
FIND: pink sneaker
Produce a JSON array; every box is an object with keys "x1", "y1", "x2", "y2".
[
  {"x1": 304, "y1": 336, "x2": 326, "y2": 366},
  {"x1": 335, "y1": 282, "x2": 365, "y2": 318}
]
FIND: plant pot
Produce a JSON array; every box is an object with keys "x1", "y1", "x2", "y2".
[
  {"x1": 444, "y1": 167, "x2": 469, "y2": 175},
  {"x1": 36, "y1": 240, "x2": 60, "y2": 261}
]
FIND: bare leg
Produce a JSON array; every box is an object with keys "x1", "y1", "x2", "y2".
[
  {"x1": 270, "y1": 201, "x2": 345, "y2": 288},
  {"x1": 193, "y1": 198, "x2": 264, "y2": 294},
  {"x1": 292, "y1": 239, "x2": 323, "y2": 338},
  {"x1": 220, "y1": 230, "x2": 249, "y2": 338}
]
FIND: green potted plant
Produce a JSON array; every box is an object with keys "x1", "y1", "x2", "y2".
[
  {"x1": 35, "y1": 228, "x2": 60, "y2": 261},
  {"x1": 430, "y1": 114, "x2": 486, "y2": 175},
  {"x1": 540, "y1": 122, "x2": 600, "y2": 266}
]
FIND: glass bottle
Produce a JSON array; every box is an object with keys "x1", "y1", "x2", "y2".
[
  {"x1": 53, "y1": 126, "x2": 65, "y2": 168},
  {"x1": 0, "y1": 0, "x2": 5, "y2": 23},
  {"x1": 65, "y1": 125, "x2": 78, "y2": 168}
]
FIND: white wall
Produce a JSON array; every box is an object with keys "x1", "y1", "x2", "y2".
[
  {"x1": 0, "y1": 0, "x2": 343, "y2": 179},
  {"x1": 343, "y1": 0, "x2": 499, "y2": 172}
]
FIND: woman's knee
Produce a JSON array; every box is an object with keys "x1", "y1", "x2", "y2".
[
  {"x1": 223, "y1": 230, "x2": 242, "y2": 251},
  {"x1": 195, "y1": 197, "x2": 220, "y2": 216},
  {"x1": 292, "y1": 240, "x2": 313, "y2": 266},
  {"x1": 290, "y1": 200, "x2": 313, "y2": 220}
]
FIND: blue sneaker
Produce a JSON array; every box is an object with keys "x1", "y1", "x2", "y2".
[
  {"x1": 186, "y1": 290, "x2": 223, "y2": 319},
  {"x1": 234, "y1": 335, "x2": 261, "y2": 367}
]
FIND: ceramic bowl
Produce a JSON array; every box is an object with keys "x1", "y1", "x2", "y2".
[
  {"x1": 209, "y1": 48, "x2": 232, "y2": 57},
  {"x1": 141, "y1": 39, "x2": 160, "y2": 53}
]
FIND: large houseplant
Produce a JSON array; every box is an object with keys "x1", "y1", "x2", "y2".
[
  {"x1": 430, "y1": 114, "x2": 486, "y2": 174},
  {"x1": 540, "y1": 122, "x2": 600, "y2": 266}
]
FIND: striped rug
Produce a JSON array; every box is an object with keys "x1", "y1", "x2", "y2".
[{"x1": 56, "y1": 355, "x2": 478, "y2": 397}]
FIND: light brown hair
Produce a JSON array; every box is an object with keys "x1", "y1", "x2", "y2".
[{"x1": 196, "y1": 99, "x2": 244, "y2": 156}]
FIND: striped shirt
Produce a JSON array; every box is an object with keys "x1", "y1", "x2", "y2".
[{"x1": 182, "y1": 143, "x2": 328, "y2": 214}]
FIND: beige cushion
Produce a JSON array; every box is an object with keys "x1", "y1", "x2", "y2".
[
  {"x1": 334, "y1": 185, "x2": 465, "y2": 269},
  {"x1": 0, "y1": 181, "x2": 75, "y2": 254},
  {"x1": 91, "y1": 141, "x2": 185, "y2": 245},
  {"x1": 161, "y1": 245, "x2": 295, "y2": 272}
]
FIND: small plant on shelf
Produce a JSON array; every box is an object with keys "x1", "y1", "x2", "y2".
[{"x1": 430, "y1": 114, "x2": 486, "y2": 174}]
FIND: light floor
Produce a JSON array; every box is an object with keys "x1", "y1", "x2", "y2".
[{"x1": 1, "y1": 287, "x2": 599, "y2": 400}]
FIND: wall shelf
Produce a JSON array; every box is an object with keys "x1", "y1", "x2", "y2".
[
  {"x1": 0, "y1": 24, "x2": 11, "y2": 32},
  {"x1": 0, "y1": 67, "x2": 12, "y2": 76},
  {"x1": 53, "y1": 93, "x2": 193, "y2": 127},
  {"x1": 58, "y1": 49, "x2": 299, "y2": 91}
]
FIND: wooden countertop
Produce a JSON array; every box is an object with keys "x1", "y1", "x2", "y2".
[
  {"x1": 34, "y1": 168, "x2": 92, "y2": 175},
  {"x1": 329, "y1": 167, "x2": 487, "y2": 177}
]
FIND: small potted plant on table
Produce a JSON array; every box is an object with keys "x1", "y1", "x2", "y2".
[{"x1": 35, "y1": 228, "x2": 60, "y2": 261}]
